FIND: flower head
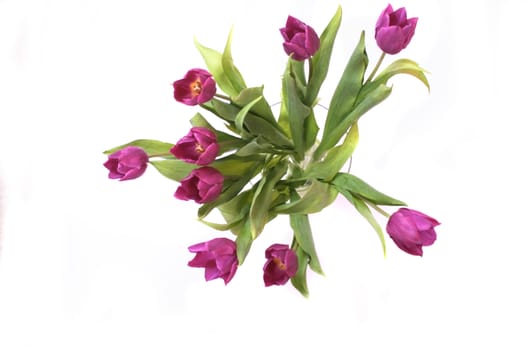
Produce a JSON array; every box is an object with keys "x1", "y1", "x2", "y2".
[
  {"x1": 375, "y1": 4, "x2": 418, "y2": 54},
  {"x1": 174, "y1": 167, "x2": 224, "y2": 204},
  {"x1": 173, "y1": 68, "x2": 216, "y2": 106},
  {"x1": 386, "y1": 208, "x2": 440, "y2": 256},
  {"x1": 280, "y1": 16, "x2": 320, "y2": 61},
  {"x1": 188, "y1": 238, "x2": 238, "y2": 285},
  {"x1": 263, "y1": 244, "x2": 298, "y2": 286},
  {"x1": 103, "y1": 146, "x2": 148, "y2": 181},
  {"x1": 170, "y1": 127, "x2": 219, "y2": 165}
]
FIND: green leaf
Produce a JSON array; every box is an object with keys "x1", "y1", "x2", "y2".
[
  {"x1": 198, "y1": 163, "x2": 261, "y2": 219},
  {"x1": 222, "y1": 27, "x2": 247, "y2": 94},
  {"x1": 236, "y1": 218, "x2": 254, "y2": 265},
  {"x1": 249, "y1": 161, "x2": 288, "y2": 238},
  {"x1": 335, "y1": 187, "x2": 387, "y2": 257},
  {"x1": 273, "y1": 180, "x2": 337, "y2": 215},
  {"x1": 374, "y1": 58, "x2": 430, "y2": 91},
  {"x1": 317, "y1": 31, "x2": 367, "y2": 158},
  {"x1": 331, "y1": 172, "x2": 406, "y2": 206},
  {"x1": 315, "y1": 83, "x2": 391, "y2": 159},
  {"x1": 289, "y1": 196, "x2": 324, "y2": 275},
  {"x1": 218, "y1": 190, "x2": 254, "y2": 235},
  {"x1": 194, "y1": 38, "x2": 238, "y2": 97},
  {"x1": 305, "y1": 5, "x2": 343, "y2": 106},
  {"x1": 235, "y1": 96, "x2": 263, "y2": 137},
  {"x1": 232, "y1": 86, "x2": 276, "y2": 125},
  {"x1": 103, "y1": 139, "x2": 173, "y2": 157},
  {"x1": 149, "y1": 159, "x2": 197, "y2": 182},
  {"x1": 211, "y1": 154, "x2": 262, "y2": 178},
  {"x1": 283, "y1": 61, "x2": 312, "y2": 160},
  {"x1": 211, "y1": 98, "x2": 293, "y2": 148},
  {"x1": 305, "y1": 123, "x2": 359, "y2": 181},
  {"x1": 291, "y1": 246, "x2": 310, "y2": 297}
]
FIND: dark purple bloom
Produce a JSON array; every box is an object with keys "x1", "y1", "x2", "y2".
[
  {"x1": 170, "y1": 127, "x2": 219, "y2": 166},
  {"x1": 188, "y1": 238, "x2": 238, "y2": 285},
  {"x1": 263, "y1": 244, "x2": 298, "y2": 286},
  {"x1": 280, "y1": 16, "x2": 320, "y2": 61},
  {"x1": 103, "y1": 146, "x2": 148, "y2": 181},
  {"x1": 375, "y1": 4, "x2": 418, "y2": 54},
  {"x1": 386, "y1": 208, "x2": 440, "y2": 256},
  {"x1": 173, "y1": 68, "x2": 216, "y2": 106},
  {"x1": 174, "y1": 167, "x2": 223, "y2": 204}
]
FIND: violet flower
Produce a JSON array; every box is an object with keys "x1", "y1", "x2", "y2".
[
  {"x1": 263, "y1": 244, "x2": 298, "y2": 286},
  {"x1": 103, "y1": 146, "x2": 148, "y2": 181},
  {"x1": 174, "y1": 167, "x2": 223, "y2": 204},
  {"x1": 386, "y1": 208, "x2": 440, "y2": 256},
  {"x1": 375, "y1": 4, "x2": 418, "y2": 54},
  {"x1": 170, "y1": 127, "x2": 219, "y2": 166},
  {"x1": 173, "y1": 68, "x2": 216, "y2": 106},
  {"x1": 188, "y1": 238, "x2": 238, "y2": 285},
  {"x1": 280, "y1": 16, "x2": 320, "y2": 61}
]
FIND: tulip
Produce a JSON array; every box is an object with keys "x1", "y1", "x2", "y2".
[
  {"x1": 280, "y1": 16, "x2": 320, "y2": 61},
  {"x1": 170, "y1": 127, "x2": 219, "y2": 165},
  {"x1": 173, "y1": 68, "x2": 216, "y2": 106},
  {"x1": 188, "y1": 238, "x2": 238, "y2": 285},
  {"x1": 263, "y1": 244, "x2": 298, "y2": 286},
  {"x1": 386, "y1": 208, "x2": 440, "y2": 256},
  {"x1": 103, "y1": 146, "x2": 148, "y2": 181},
  {"x1": 375, "y1": 4, "x2": 418, "y2": 55},
  {"x1": 174, "y1": 167, "x2": 223, "y2": 204}
]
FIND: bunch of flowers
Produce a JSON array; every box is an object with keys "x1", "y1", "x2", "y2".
[{"x1": 103, "y1": 4, "x2": 440, "y2": 296}]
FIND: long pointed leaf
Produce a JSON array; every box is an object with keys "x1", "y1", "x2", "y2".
[{"x1": 305, "y1": 5, "x2": 342, "y2": 106}]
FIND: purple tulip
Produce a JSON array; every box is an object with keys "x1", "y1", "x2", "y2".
[
  {"x1": 170, "y1": 127, "x2": 219, "y2": 166},
  {"x1": 280, "y1": 16, "x2": 320, "y2": 61},
  {"x1": 188, "y1": 238, "x2": 238, "y2": 285},
  {"x1": 174, "y1": 167, "x2": 223, "y2": 204},
  {"x1": 263, "y1": 244, "x2": 298, "y2": 286},
  {"x1": 375, "y1": 4, "x2": 418, "y2": 55},
  {"x1": 386, "y1": 208, "x2": 440, "y2": 256},
  {"x1": 103, "y1": 146, "x2": 148, "y2": 181},
  {"x1": 173, "y1": 68, "x2": 216, "y2": 106}
]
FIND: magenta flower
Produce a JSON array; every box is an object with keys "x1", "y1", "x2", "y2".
[
  {"x1": 173, "y1": 68, "x2": 216, "y2": 106},
  {"x1": 188, "y1": 238, "x2": 238, "y2": 285},
  {"x1": 174, "y1": 167, "x2": 223, "y2": 204},
  {"x1": 103, "y1": 146, "x2": 148, "y2": 181},
  {"x1": 386, "y1": 208, "x2": 440, "y2": 256},
  {"x1": 263, "y1": 244, "x2": 298, "y2": 286},
  {"x1": 375, "y1": 4, "x2": 418, "y2": 55},
  {"x1": 170, "y1": 127, "x2": 219, "y2": 166},
  {"x1": 280, "y1": 16, "x2": 320, "y2": 61}
]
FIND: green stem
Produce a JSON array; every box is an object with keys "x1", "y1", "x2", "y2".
[
  {"x1": 148, "y1": 152, "x2": 173, "y2": 159},
  {"x1": 367, "y1": 201, "x2": 390, "y2": 218},
  {"x1": 364, "y1": 52, "x2": 386, "y2": 85},
  {"x1": 214, "y1": 93, "x2": 231, "y2": 101},
  {"x1": 307, "y1": 57, "x2": 314, "y2": 83}
]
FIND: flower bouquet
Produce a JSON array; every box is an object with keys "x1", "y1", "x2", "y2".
[{"x1": 103, "y1": 4, "x2": 440, "y2": 296}]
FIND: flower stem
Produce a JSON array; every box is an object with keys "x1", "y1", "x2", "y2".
[
  {"x1": 148, "y1": 152, "x2": 172, "y2": 159},
  {"x1": 364, "y1": 52, "x2": 386, "y2": 85},
  {"x1": 367, "y1": 201, "x2": 390, "y2": 218},
  {"x1": 214, "y1": 93, "x2": 231, "y2": 101}
]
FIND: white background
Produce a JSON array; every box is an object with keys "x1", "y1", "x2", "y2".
[{"x1": 1, "y1": 0, "x2": 524, "y2": 349}]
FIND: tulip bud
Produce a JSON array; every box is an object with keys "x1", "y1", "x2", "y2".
[
  {"x1": 386, "y1": 208, "x2": 440, "y2": 256},
  {"x1": 375, "y1": 4, "x2": 418, "y2": 55},
  {"x1": 188, "y1": 238, "x2": 238, "y2": 285},
  {"x1": 170, "y1": 127, "x2": 219, "y2": 166},
  {"x1": 174, "y1": 167, "x2": 224, "y2": 204},
  {"x1": 103, "y1": 146, "x2": 148, "y2": 181},
  {"x1": 263, "y1": 244, "x2": 298, "y2": 286},
  {"x1": 173, "y1": 68, "x2": 216, "y2": 106},
  {"x1": 280, "y1": 16, "x2": 320, "y2": 61}
]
